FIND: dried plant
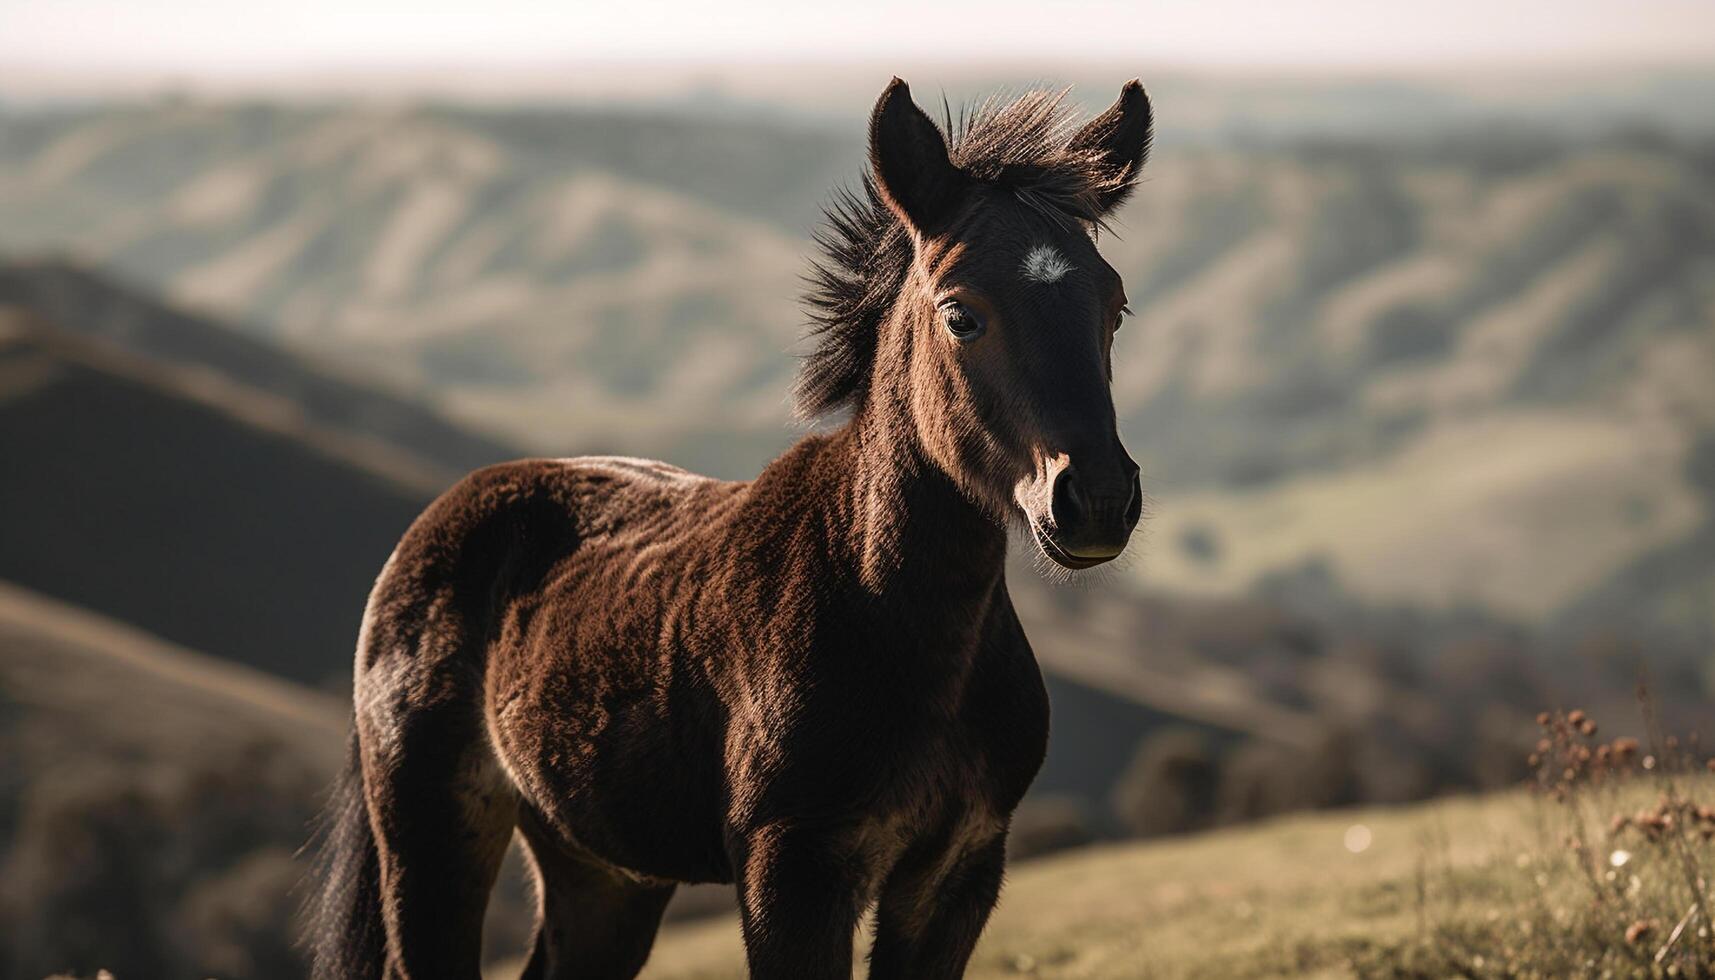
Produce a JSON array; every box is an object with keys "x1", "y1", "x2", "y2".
[{"x1": 1364, "y1": 690, "x2": 1714, "y2": 978}]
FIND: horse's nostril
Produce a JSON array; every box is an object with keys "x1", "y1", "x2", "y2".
[
  {"x1": 1124, "y1": 473, "x2": 1143, "y2": 528},
  {"x1": 1050, "y1": 467, "x2": 1085, "y2": 530}
]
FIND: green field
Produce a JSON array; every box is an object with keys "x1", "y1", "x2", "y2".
[
  {"x1": 486, "y1": 778, "x2": 1700, "y2": 980},
  {"x1": 479, "y1": 791, "x2": 1549, "y2": 978}
]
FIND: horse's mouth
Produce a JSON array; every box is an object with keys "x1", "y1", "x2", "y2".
[{"x1": 1032, "y1": 527, "x2": 1119, "y2": 571}]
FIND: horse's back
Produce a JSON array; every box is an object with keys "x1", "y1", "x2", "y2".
[
  {"x1": 399, "y1": 454, "x2": 727, "y2": 560},
  {"x1": 353, "y1": 454, "x2": 734, "y2": 753},
  {"x1": 334, "y1": 455, "x2": 732, "y2": 976},
  {"x1": 370, "y1": 456, "x2": 743, "y2": 879},
  {"x1": 372, "y1": 454, "x2": 730, "y2": 607}
]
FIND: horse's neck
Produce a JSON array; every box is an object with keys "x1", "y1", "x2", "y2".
[{"x1": 835, "y1": 407, "x2": 1007, "y2": 600}]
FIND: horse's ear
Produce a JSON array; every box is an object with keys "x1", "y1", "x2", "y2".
[
  {"x1": 869, "y1": 78, "x2": 966, "y2": 233},
  {"x1": 1069, "y1": 79, "x2": 1153, "y2": 214}
]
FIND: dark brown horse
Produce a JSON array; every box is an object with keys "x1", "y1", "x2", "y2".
[{"x1": 307, "y1": 76, "x2": 1152, "y2": 979}]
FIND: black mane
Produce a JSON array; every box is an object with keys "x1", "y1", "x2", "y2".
[{"x1": 796, "y1": 89, "x2": 1143, "y2": 418}]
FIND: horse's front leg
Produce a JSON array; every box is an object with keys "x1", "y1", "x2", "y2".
[
  {"x1": 867, "y1": 832, "x2": 1008, "y2": 980},
  {"x1": 732, "y1": 823, "x2": 867, "y2": 980}
]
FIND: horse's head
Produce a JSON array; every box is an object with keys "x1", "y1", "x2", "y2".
[{"x1": 857, "y1": 78, "x2": 1152, "y2": 571}]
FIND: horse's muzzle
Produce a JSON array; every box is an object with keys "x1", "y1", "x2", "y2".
[{"x1": 1038, "y1": 457, "x2": 1141, "y2": 569}]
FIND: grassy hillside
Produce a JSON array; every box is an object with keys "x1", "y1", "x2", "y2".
[
  {"x1": 589, "y1": 773, "x2": 1713, "y2": 980},
  {"x1": 630, "y1": 794, "x2": 1520, "y2": 979},
  {"x1": 1108, "y1": 139, "x2": 1715, "y2": 638},
  {"x1": 0, "y1": 103, "x2": 825, "y2": 473}
]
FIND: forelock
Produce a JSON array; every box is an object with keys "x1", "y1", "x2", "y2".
[
  {"x1": 796, "y1": 88, "x2": 1129, "y2": 419},
  {"x1": 945, "y1": 89, "x2": 1129, "y2": 229}
]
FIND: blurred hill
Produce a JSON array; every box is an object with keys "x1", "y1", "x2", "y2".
[
  {"x1": 0, "y1": 258, "x2": 1706, "y2": 975},
  {"x1": 0, "y1": 102, "x2": 831, "y2": 476},
  {"x1": 10, "y1": 260, "x2": 1681, "y2": 814},
  {"x1": 0, "y1": 259, "x2": 517, "y2": 474},
  {"x1": 0, "y1": 580, "x2": 339, "y2": 978},
  {"x1": 0, "y1": 270, "x2": 1227, "y2": 787},
  {"x1": 3, "y1": 87, "x2": 1713, "y2": 975},
  {"x1": 0, "y1": 269, "x2": 1283, "y2": 974},
  {"x1": 2, "y1": 102, "x2": 1712, "y2": 645},
  {"x1": 0, "y1": 307, "x2": 437, "y2": 685}
]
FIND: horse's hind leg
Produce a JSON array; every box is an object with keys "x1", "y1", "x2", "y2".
[
  {"x1": 356, "y1": 649, "x2": 516, "y2": 977},
  {"x1": 516, "y1": 809, "x2": 676, "y2": 980}
]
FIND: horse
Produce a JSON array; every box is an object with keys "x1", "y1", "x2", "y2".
[{"x1": 306, "y1": 76, "x2": 1152, "y2": 980}]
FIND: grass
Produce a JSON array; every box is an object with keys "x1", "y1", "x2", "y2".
[
  {"x1": 482, "y1": 770, "x2": 1706, "y2": 980},
  {"x1": 484, "y1": 790, "x2": 1573, "y2": 979},
  {"x1": 1365, "y1": 711, "x2": 1715, "y2": 978}
]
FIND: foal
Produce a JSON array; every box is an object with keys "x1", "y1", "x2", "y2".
[{"x1": 308, "y1": 77, "x2": 1152, "y2": 979}]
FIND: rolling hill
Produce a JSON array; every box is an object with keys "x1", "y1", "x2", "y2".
[
  {"x1": 0, "y1": 267, "x2": 1306, "y2": 906},
  {"x1": 2, "y1": 101, "x2": 1711, "y2": 642},
  {"x1": 3, "y1": 92, "x2": 1713, "y2": 976},
  {"x1": 11, "y1": 264, "x2": 1667, "y2": 842},
  {"x1": 0, "y1": 272, "x2": 1265, "y2": 801},
  {"x1": 0, "y1": 268, "x2": 1283, "y2": 975},
  {"x1": 0, "y1": 259, "x2": 517, "y2": 475},
  {"x1": 0, "y1": 580, "x2": 341, "y2": 978},
  {"x1": 0, "y1": 255, "x2": 1708, "y2": 978},
  {"x1": 0, "y1": 308, "x2": 436, "y2": 685}
]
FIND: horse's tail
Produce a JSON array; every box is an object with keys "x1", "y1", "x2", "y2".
[{"x1": 304, "y1": 729, "x2": 386, "y2": 980}]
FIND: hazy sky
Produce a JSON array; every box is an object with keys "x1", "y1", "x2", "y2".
[{"x1": 4, "y1": 0, "x2": 1713, "y2": 89}]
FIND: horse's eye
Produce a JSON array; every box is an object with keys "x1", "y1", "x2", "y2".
[
  {"x1": 939, "y1": 301, "x2": 985, "y2": 341},
  {"x1": 1115, "y1": 305, "x2": 1132, "y2": 331}
]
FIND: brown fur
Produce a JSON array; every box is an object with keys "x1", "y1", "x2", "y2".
[{"x1": 307, "y1": 77, "x2": 1152, "y2": 979}]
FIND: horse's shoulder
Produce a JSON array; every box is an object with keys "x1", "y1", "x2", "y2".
[
  {"x1": 973, "y1": 586, "x2": 1049, "y2": 715},
  {"x1": 963, "y1": 587, "x2": 1050, "y2": 807},
  {"x1": 978, "y1": 582, "x2": 1033, "y2": 652}
]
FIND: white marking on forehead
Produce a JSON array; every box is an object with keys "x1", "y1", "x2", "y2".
[{"x1": 1020, "y1": 244, "x2": 1072, "y2": 284}]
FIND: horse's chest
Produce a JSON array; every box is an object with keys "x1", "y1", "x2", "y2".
[{"x1": 842, "y1": 727, "x2": 991, "y2": 860}]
